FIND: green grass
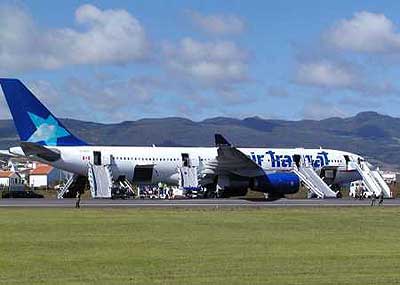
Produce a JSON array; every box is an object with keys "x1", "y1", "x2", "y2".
[{"x1": 1, "y1": 207, "x2": 400, "y2": 284}]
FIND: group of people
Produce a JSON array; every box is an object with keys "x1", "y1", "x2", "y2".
[
  {"x1": 353, "y1": 186, "x2": 367, "y2": 200},
  {"x1": 370, "y1": 191, "x2": 384, "y2": 207},
  {"x1": 355, "y1": 184, "x2": 384, "y2": 206},
  {"x1": 138, "y1": 184, "x2": 175, "y2": 200}
]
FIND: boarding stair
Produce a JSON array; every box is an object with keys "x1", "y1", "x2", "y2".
[
  {"x1": 178, "y1": 165, "x2": 199, "y2": 189},
  {"x1": 88, "y1": 163, "x2": 114, "y2": 198},
  {"x1": 119, "y1": 179, "x2": 136, "y2": 196},
  {"x1": 57, "y1": 174, "x2": 87, "y2": 199},
  {"x1": 352, "y1": 161, "x2": 391, "y2": 198},
  {"x1": 292, "y1": 155, "x2": 338, "y2": 199}
]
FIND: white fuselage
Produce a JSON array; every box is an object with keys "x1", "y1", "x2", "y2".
[{"x1": 17, "y1": 146, "x2": 362, "y2": 186}]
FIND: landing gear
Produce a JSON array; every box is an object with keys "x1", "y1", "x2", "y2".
[
  {"x1": 330, "y1": 184, "x2": 342, "y2": 198},
  {"x1": 264, "y1": 193, "x2": 284, "y2": 201},
  {"x1": 330, "y1": 184, "x2": 341, "y2": 192},
  {"x1": 203, "y1": 183, "x2": 217, "y2": 198}
]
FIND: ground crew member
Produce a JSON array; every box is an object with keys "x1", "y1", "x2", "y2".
[
  {"x1": 357, "y1": 184, "x2": 362, "y2": 200},
  {"x1": 75, "y1": 191, "x2": 81, "y2": 209},
  {"x1": 371, "y1": 192, "x2": 376, "y2": 207},
  {"x1": 378, "y1": 191, "x2": 384, "y2": 206}
]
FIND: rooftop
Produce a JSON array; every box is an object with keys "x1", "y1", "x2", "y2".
[
  {"x1": 0, "y1": 171, "x2": 17, "y2": 178},
  {"x1": 30, "y1": 164, "x2": 54, "y2": 175}
]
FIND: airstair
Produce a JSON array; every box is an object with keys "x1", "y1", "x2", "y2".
[
  {"x1": 178, "y1": 166, "x2": 199, "y2": 189},
  {"x1": 88, "y1": 163, "x2": 113, "y2": 198},
  {"x1": 57, "y1": 174, "x2": 87, "y2": 199},
  {"x1": 57, "y1": 174, "x2": 76, "y2": 199},
  {"x1": 119, "y1": 179, "x2": 136, "y2": 196},
  {"x1": 292, "y1": 155, "x2": 338, "y2": 199},
  {"x1": 352, "y1": 161, "x2": 392, "y2": 198}
]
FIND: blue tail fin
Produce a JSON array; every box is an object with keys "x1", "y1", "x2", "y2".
[{"x1": 0, "y1": 78, "x2": 88, "y2": 146}]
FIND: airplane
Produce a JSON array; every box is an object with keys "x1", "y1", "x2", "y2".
[{"x1": 0, "y1": 78, "x2": 369, "y2": 199}]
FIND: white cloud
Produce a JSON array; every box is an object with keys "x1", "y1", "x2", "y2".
[
  {"x1": 12, "y1": 76, "x2": 164, "y2": 123},
  {"x1": 28, "y1": 80, "x2": 63, "y2": 111},
  {"x1": 325, "y1": 11, "x2": 400, "y2": 53},
  {"x1": 0, "y1": 4, "x2": 149, "y2": 72},
  {"x1": 65, "y1": 76, "x2": 158, "y2": 110},
  {"x1": 188, "y1": 11, "x2": 245, "y2": 35},
  {"x1": 295, "y1": 60, "x2": 357, "y2": 88},
  {"x1": 294, "y1": 59, "x2": 399, "y2": 96},
  {"x1": 163, "y1": 37, "x2": 248, "y2": 86}
]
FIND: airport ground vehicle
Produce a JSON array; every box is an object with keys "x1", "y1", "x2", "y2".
[
  {"x1": 2, "y1": 190, "x2": 44, "y2": 198},
  {"x1": 349, "y1": 181, "x2": 373, "y2": 198}
]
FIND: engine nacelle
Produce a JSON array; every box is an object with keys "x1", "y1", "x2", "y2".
[
  {"x1": 218, "y1": 180, "x2": 249, "y2": 197},
  {"x1": 251, "y1": 172, "x2": 300, "y2": 195}
]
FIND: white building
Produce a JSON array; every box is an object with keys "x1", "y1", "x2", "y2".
[
  {"x1": 0, "y1": 171, "x2": 24, "y2": 191},
  {"x1": 29, "y1": 164, "x2": 60, "y2": 189}
]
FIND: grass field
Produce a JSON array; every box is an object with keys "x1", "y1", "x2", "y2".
[{"x1": 1, "y1": 207, "x2": 400, "y2": 284}]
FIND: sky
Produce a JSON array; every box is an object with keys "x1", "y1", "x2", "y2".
[{"x1": 1, "y1": 0, "x2": 400, "y2": 123}]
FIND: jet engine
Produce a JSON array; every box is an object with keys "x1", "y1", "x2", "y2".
[
  {"x1": 205, "y1": 172, "x2": 300, "y2": 198},
  {"x1": 251, "y1": 172, "x2": 300, "y2": 195}
]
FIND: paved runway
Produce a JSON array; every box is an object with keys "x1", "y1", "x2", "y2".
[{"x1": 0, "y1": 198, "x2": 399, "y2": 208}]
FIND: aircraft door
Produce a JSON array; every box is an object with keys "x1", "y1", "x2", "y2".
[
  {"x1": 133, "y1": 165, "x2": 154, "y2": 183},
  {"x1": 293, "y1": 154, "x2": 301, "y2": 168},
  {"x1": 181, "y1": 153, "x2": 199, "y2": 168},
  {"x1": 320, "y1": 168, "x2": 337, "y2": 185},
  {"x1": 93, "y1": 151, "x2": 102, "y2": 166},
  {"x1": 343, "y1": 155, "x2": 350, "y2": 170},
  {"x1": 181, "y1": 153, "x2": 190, "y2": 167}
]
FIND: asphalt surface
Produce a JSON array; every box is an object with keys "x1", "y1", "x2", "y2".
[{"x1": 0, "y1": 198, "x2": 398, "y2": 208}]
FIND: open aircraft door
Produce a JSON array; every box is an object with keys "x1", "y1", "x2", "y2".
[
  {"x1": 133, "y1": 165, "x2": 154, "y2": 184},
  {"x1": 343, "y1": 155, "x2": 350, "y2": 170},
  {"x1": 92, "y1": 151, "x2": 113, "y2": 166},
  {"x1": 319, "y1": 167, "x2": 338, "y2": 185}
]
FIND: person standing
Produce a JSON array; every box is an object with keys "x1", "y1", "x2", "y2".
[
  {"x1": 371, "y1": 192, "x2": 376, "y2": 207},
  {"x1": 75, "y1": 191, "x2": 81, "y2": 209},
  {"x1": 378, "y1": 191, "x2": 384, "y2": 206},
  {"x1": 357, "y1": 184, "x2": 362, "y2": 200}
]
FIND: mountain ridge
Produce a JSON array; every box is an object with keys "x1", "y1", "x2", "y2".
[{"x1": 0, "y1": 111, "x2": 399, "y2": 169}]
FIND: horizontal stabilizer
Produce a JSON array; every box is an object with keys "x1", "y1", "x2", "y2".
[
  {"x1": 0, "y1": 150, "x2": 17, "y2": 157},
  {"x1": 20, "y1": 142, "x2": 61, "y2": 162}
]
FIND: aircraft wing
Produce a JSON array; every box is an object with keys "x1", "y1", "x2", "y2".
[{"x1": 213, "y1": 134, "x2": 265, "y2": 177}]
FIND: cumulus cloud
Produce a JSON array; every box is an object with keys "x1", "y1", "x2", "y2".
[
  {"x1": 65, "y1": 76, "x2": 159, "y2": 110},
  {"x1": 325, "y1": 11, "x2": 400, "y2": 53},
  {"x1": 28, "y1": 80, "x2": 63, "y2": 110},
  {"x1": 295, "y1": 60, "x2": 357, "y2": 88},
  {"x1": 163, "y1": 37, "x2": 249, "y2": 86},
  {"x1": 15, "y1": 76, "x2": 164, "y2": 123},
  {"x1": 0, "y1": 4, "x2": 149, "y2": 72},
  {"x1": 188, "y1": 11, "x2": 245, "y2": 35}
]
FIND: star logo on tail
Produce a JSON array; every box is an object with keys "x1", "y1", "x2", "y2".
[{"x1": 27, "y1": 112, "x2": 70, "y2": 146}]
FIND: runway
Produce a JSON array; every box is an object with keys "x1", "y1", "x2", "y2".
[{"x1": 0, "y1": 198, "x2": 399, "y2": 208}]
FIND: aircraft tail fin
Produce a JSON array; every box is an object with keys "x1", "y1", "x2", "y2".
[
  {"x1": 0, "y1": 78, "x2": 88, "y2": 146},
  {"x1": 215, "y1": 134, "x2": 231, "y2": 147}
]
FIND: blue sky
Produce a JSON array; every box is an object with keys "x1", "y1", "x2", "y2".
[{"x1": 1, "y1": 0, "x2": 400, "y2": 122}]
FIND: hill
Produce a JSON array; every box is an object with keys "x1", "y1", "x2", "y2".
[{"x1": 0, "y1": 111, "x2": 399, "y2": 169}]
